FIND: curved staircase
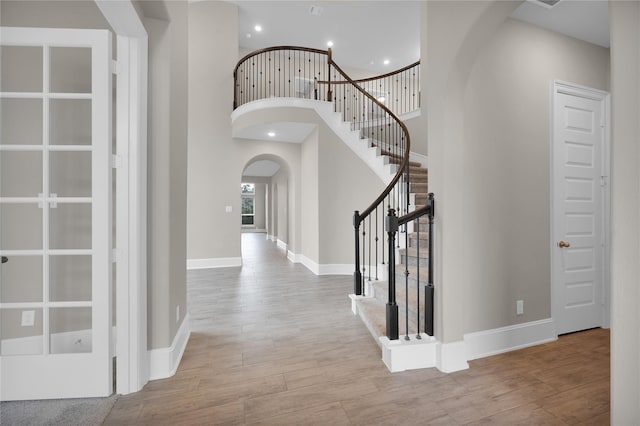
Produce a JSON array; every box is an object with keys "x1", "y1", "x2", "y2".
[{"x1": 233, "y1": 47, "x2": 437, "y2": 372}]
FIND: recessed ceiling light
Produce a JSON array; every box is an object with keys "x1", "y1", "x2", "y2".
[
  {"x1": 267, "y1": 131, "x2": 276, "y2": 137},
  {"x1": 246, "y1": 33, "x2": 252, "y2": 38},
  {"x1": 377, "y1": 96, "x2": 386, "y2": 103},
  {"x1": 254, "y1": 25, "x2": 262, "y2": 32},
  {"x1": 383, "y1": 59, "x2": 390, "y2": 65},
  {"x1": 327, "y1": 41, "x2": 334, "y2": 47}
]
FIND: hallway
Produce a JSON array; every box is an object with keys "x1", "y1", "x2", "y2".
[{"x1": 105, "y1": 233, "x2": 609, "y2": 425}]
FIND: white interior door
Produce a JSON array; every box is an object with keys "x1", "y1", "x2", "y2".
[
  {"x1": 0, "y1": 27, "x2": 112, "y2": 401},
  {"x1": 552, "y1": 82, "x2": 608, "y2": 336}
]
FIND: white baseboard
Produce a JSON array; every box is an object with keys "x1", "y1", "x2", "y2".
[
  {"x1": 437, "y1": 340, "x2": 469, "y2": 373},
  {"x1": 380, "y1": 334, "x2": 438, "y2": 372},
  {"x1": 276, "y1": 239, "x2": 287, "y2": 251},
  {"x1": 287, "y1": 252, "x2": 352, "y2": 276},
  {"x1": 464, "y1": 318, "x2": 557, "y2": 361},
  {"x1": 187, "y1": 257, "x2": 242, "y2": 270},
  {"x1": 267, "y1": 234, "x2": 276, "y2": 242},
  {"x1": 287, "y1": 250, "x2": 300, "y2": 263},
  {"x1": 148, "y1": 313, "x2": 191, "y2": 381}
]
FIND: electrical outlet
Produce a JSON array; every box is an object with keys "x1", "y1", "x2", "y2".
[
  {"x1": 21, "y1": 310, "x2": 35, "y2": 326},
  {"x1": 176, "y1": 305, "x2": 180, "y2": 322},
  {"x1": 225, "y1": 205, "x2": 233, "y2": 213},
  {"x1": 516, "y1": 300, "x2": 524, "y2": 316}
]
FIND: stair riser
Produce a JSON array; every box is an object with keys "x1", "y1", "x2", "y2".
[
  {"x1": 409, "y1": 176, "x2": 428, "y2": 184},
  {"x1": 409, "y1": 183, "x2": 428, "y2": 193},
  {"x1": 395, "y1": 272, "x2": 430, "y2": 288},
  {"x1": 413, "y1": 194, "x2": 428, "y2": 205},
  {"x1": 409, "y1": 237, "x2": 429, "y2": 249}
]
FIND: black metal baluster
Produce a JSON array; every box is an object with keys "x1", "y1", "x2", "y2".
[
  {"x1": 354, "y1": 211, "x2": 362, "y2": 296},
  {"x1": 362, "y1": 216, "x2": 367, "y2": 294},
  {"x1": 386, "y1": 209, "x2": 399, "y2": 340},
  {"x1": 416, "y1": 215, "x2": 421, "y2": 339},
  {"x1": 375, "y1": 206, "x2": 379, "y2": 280},
  {"x1": 368, "y1": 214, "x2": 372, "y2": 282}
]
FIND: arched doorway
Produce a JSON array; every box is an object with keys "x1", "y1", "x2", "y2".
[{"x1": 240, "y1": 155, "x2": 292, "y2": 261}]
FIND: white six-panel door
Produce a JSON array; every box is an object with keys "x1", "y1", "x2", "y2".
[
  {"x1": 0, "y1": 27, "x2": 112, "y2": 400},
  {"x1": 553, "y1": 82, "x2": 608, "y2": 336}
]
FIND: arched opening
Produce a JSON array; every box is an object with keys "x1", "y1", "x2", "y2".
[{"x1": 240, "y1": 154, "x2": 293, "y2": 262}]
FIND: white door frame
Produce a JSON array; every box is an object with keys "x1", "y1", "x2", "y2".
[
  {"x1": 551, "y1": 80, "x2": 610, "y2": 334},
  {"x1": 94, "y1": 0, "x2": 148, "y2": 395}
]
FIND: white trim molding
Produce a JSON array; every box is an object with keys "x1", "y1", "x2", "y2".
[
  {"x1": 380, "y1": 334, "x2": 438, "y2": 373},
  {"x1": 187, "y1": 257, "x2": 242, "y2": 269},
  {"x1": 148, "y1": 314, "x2": 190, "y2": 381},
  {"x1": 436, "y1": 341, "x2": 469, "y2": 373},
  {"x1": 464, "y1": 318, "x2": 557, "y2": 361},
  {"x1": 287, "y1": 252, "x2": 352, "y2": 276},
  {"x1": 276, "y1": 239, "x2": 288, "y2": 251}
]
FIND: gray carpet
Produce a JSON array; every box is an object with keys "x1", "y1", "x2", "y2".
[{"x1": 0, "y1": 395, "x2": 117, "y2": 426}]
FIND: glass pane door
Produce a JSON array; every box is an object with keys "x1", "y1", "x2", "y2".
[{"x1": 0, "y1": 27, "x2": 112, "y2": 401}]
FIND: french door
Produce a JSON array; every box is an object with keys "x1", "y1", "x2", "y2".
[{"x1": 0, "y1": 27, "x2": 112, "y2": 400}]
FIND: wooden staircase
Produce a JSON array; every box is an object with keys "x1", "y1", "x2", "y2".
[{"x1": 355, "y1": 141, "x2": 430, "y2": 344}]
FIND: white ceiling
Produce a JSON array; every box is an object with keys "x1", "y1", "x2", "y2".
[
  {"x1": 511, "y1": 0, "x2": 609, "y2": 48},
  {"x1": 243, "y1": 160, "x2": 281, "y2": 177},
  {"x1": 233, "y1": 121, "x2": 317, "y2": 143},
  {"x1": 230, "y1": 0, "x2": 420, "y2": 74},
  {"x1": 229, "y1": 0, "x2": 609, "y2": 79}
]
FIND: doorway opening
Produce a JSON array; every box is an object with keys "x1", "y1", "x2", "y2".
[{"x1": 240, "y1": 155, "x2": 291, "y2": 262}]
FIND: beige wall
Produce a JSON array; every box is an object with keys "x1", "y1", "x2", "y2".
[
  {"x1": 187, "y1": 1, "x2": 241, "y2": 260},
  {"x1": 144, "y1": 0, "x2": 188, "y2": 350},
  {"x1": 318, "y1": 121, "x2": 385, "y2": 265},
  {"x1": 300, "y1": 129, "x2": 320, "y2": 262},
  {"x1": 462, "y1": 18, "x2": 609, "y2": 332},
  {"x1": 610, "y1": 2, "x2": 640, "y2": 422},
  {"x1": 424, "y1": 0, "x2": 522, "y2": 342}
]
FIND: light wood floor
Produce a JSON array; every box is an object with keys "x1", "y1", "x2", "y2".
[{"x1": 104, "y1": 233, "x2": 610, "y2": 425}]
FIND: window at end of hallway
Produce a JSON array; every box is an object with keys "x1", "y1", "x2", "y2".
[{"x1": 241, "y1": 183, "x2": 255, "y2": 226}]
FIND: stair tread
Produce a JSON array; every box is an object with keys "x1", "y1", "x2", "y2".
[
  {"x1": 399, "y1": 247, "x2": 430, "y2": 258},
  {"x1": 356, "y1": 296, "x2": 424, "y2": 341}
]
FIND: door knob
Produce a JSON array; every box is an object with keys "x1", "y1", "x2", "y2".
[
  {"x1": 1, "y1": 256, "x2": 8, "y2": 264},
  {"x1": 558, "y1": 241, "x2": 570, "y2": 248}
]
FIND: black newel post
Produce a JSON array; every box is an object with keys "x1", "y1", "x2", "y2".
[
  {"x1": 353, "y1": 211, "x2": 362, "y2": 296},
  {"x1": 425, "y1": 193, "x2": 435, "y2": 336},
  {"x1": 386, "y1": 209, "x2": 399, "y2": 340}
]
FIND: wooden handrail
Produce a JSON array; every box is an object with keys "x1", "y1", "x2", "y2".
[
  {"x1": 328, "y1": 59, "x2": 411, "y2": 223},
  {"x1": 317, "y1": 60, "x2": 420, "y2": 85}
]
